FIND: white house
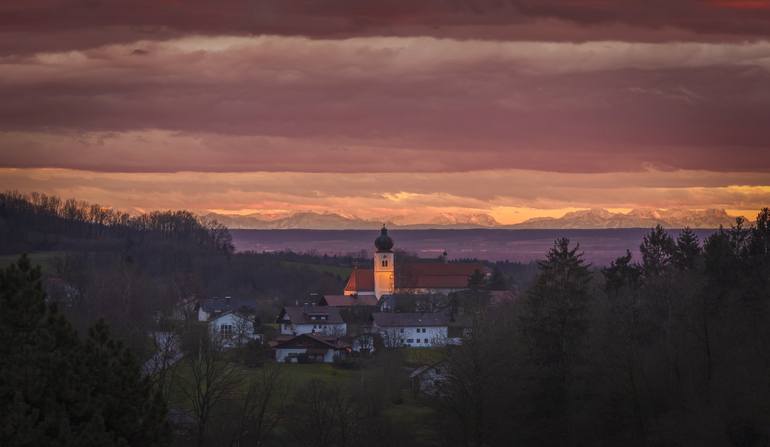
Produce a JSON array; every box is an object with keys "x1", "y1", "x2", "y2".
[
  {"x1": 197, "y1": 296, "x2": 256, "y2": 322},
  {"x1": 274, "y1": 333, "x2": 349, "y2": 363},
  {"x1": 370, "y1": 312, "x2": 450, "y2": 348},
  {"x1": 197, "y1": 297, "x2": 260, "y2": 348},
  {"x1": 276, "y1": 305, "x2": 347, "y2": 337},
  {"x1": 208, "y1": 311, "x2": 259, "y2": 348}
]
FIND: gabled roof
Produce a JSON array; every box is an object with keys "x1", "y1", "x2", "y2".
[
  {"x1": 277, "y1": 305, "x2": 345, "y2": 325},
  {"x1": 208, "y1": 311, "x2": 252, "y2": 324},
  {"x1": 396, "y1": 263, "x2": 488, "y2": 289},
  {"x1": 200, "y1": 297, "x2": 256, "y2": 315},
  {"x1": 274, "y1": 333, "x2": 349, "y2": 350},
  {"x1": 409, "y1": 360, "x2": 448, "y2": 379},
  {"x1": 371, "y1": 312, "x2": 451, "y2": 327},
  {"x1": 319, "y1": 294, "x2": 378, "y2": 307},
  {"x1": 344, "y1": 268, "x2": 374, "y2": 293}
]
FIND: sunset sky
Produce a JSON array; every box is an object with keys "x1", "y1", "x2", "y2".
[{"x1": 1, "y1": 1, "x2": 769, "y2": 224}]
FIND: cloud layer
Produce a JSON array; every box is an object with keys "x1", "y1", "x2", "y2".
[
  {"x1": 1, "y1": 36, "x2": 769, "y2": 174},
  {"x1": 3, "y1": 0, "x2": 770, "y2": 57},
  {"x1": 0, "y1": 2, "x2": 768, "y2": 218}
]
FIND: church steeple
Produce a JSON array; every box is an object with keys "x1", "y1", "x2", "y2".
[
  {"x1": 373, "y1": 226, "x2": 395, "y2": 299},
  {"x1": 374, "y1": 225, "x2": 394, "y2": 252}
]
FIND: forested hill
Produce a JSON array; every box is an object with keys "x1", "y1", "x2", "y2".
[
  {"x1": 0, "y1": 191, "x2": 233, "y2": 255},
  {"x1": 0, "y1": 191, "x2": 351, "y2": 340}
]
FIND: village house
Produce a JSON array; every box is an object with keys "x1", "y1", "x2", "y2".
[
  {"x1": 276, "y1": 305, "x2": 347, "y2": 337},
  {"x1": 197, "y1": 296, "x2": 255, "y2": 321},
  {"x1": 197, "y1": 297, "x2": 260, "y2": 348},
  {"x1": 370, "y1": 312, "x2": 450, "y2": 348},
  {"x1": 410, "y1": 360, "x2": 450, "y2": 397},
  {"x1": 346, "y1": 333, "x2": 376, "y2": 354},
  {"x1": 273, "y1": 333, "x2": 349, "y2": 363}
]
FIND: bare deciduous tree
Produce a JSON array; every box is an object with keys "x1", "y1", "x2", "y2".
[
  {"x1": 177, "y1": 336, "x2": 240, "y2": 447},
  {"x1": 228, "y1": 363, "x2": 289, "y2": 447}
]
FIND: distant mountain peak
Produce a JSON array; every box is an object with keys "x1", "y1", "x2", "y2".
[
  {"x1": 512, "y1": 208, "x2": 742, "y2": 229},
  {"x1": 204, "y1": 210, "x2": 500, "y2": 229},
  {"x1": 204, "y1": 208, "x2": 742, "y2": 230}
]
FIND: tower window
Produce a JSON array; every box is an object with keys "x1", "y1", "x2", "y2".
[{"x1": 382, "y1": 259, "x2": 388, "y2": 267}]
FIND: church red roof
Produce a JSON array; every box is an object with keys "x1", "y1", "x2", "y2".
[
  {"x1": 343, "y1": 262, "x2": 487, "y2": 293},
  {"x1": 319, "y1": 294, "x2": 378, "y2": 307},
  {"x1": 344, "y1": 268, "x2": 374, "y2": 293},
  {"x1": 396, "y1": 263, "x2": 487, "y2": 289}
]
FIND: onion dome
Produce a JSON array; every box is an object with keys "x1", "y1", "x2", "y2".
[{"x1": 374, "y1": 226, "x2": 394, "y2": 252}]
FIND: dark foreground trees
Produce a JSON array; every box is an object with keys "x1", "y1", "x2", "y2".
[
  {"x1": 433, "y1": 209, "x2": 770, "y2": 447},
  {"x1": 0, "y1": 255, "x2": 169, "y2": 447}
]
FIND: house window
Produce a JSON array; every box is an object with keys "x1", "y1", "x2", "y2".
[
  {"x1": 400, "y1": 328, "x2": 404, "y2": 333},
  {"x1": 220, "y1": 324, "x2": 233, "y2": 336},
  {"x1": 407, "y1": 339, "x2": 414, "y2": 343},
  {"x1": 424, "y1": 339, "x2": 429, "y2": 343}
]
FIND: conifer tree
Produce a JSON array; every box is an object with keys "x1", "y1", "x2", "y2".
[
  {"x1": 673, "y1": 227, "x2": 701, "y2": 271},
  {"x1": 486, "y1": 268, "x2": 509, "y2": 291},
  {"x1": 522, "y1": 238, "x2": 592, "y2": 375},
  {"x1": 0, "y1": 255, "x2": 169, "y2": 446},
  {"x1": 640, "y1": 225, "x2": 676, "y2": 277},
  {"x1": 467, "y1": 269, "x2": 486, "y2": 290},
  {"x1": 519, "y1": 238, "x2": 592, "y2": 443}
]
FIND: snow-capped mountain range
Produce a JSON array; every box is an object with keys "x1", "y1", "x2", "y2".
[
  {"x1": 204, "y1": 208, "x2": 744, "y2": 230},
  {"x1": 508, "y1": 208, "x2": 742, "y2": 229}
]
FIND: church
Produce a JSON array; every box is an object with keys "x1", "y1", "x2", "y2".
[{"x1": 343, "y1": 227, "x2": 488, "y2": 300}]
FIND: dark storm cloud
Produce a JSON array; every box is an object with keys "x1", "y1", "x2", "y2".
[
  {"x1": 1, "y1": 37, "x2": 769, "y2": 173},
  {"x1": 2, "y1": 0, "x2": 770, "y2": 56}
]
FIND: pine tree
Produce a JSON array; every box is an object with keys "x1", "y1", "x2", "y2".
[
  {"x1": 467, "y1": 269, "x2": 486, "y2": 290},
  {"x1": 602, "y1": 250, "x2": 641, "y2": 295},
  {"x1": 640, "y1": 225, "x2": 676, "y2": 277},
  {"x1": 517, "y1": 239, "x2": 593, "y2": 444},
  {"x1": 0, "y1": 254, "x2": 82, "y2": 446},
  {"x1": 673, "y1": 227, "x2": 701, "y2": 271},
  {"x1": 0, "y1": 255, "x2": 169, "y2": 446},
  {"x1": 486, "y1": 268, "x2": 509, "y2": 291}
]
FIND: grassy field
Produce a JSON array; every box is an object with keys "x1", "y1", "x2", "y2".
[
  {"x1": 384, "y1": 394, "x2": 440, "y2": 445},
  {"x1": 403, "y1": 347, "x2": 447, "y2": 367},
  {"x1": 0, "y1": 251, "x2": 64, "y2": 271},
  {"x1": 279, "y1": 362, "x2": 368, "y2": 386},
  {"x1": 169, "y1": 358, "x2": 440, "y2": 444}
]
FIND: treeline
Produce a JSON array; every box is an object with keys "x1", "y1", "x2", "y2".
[
  {"x1": 0, "y1": 191, "x2": 233, "y2": 254},
  {"x1": 433, "y1": 209, "x2": 770, "y2": 447},
  {"x1": 0, "y1": 192, "x2": 351, "y2": 354}
]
